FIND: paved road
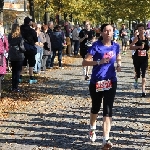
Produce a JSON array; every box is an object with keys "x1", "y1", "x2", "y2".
[{"x1": 0, "y1": 52, "x2": 150, "y2": 150}]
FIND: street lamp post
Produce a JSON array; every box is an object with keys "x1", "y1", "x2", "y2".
[
  {"x1": 44, "y1": 0, "x2": 49, "y2": 25},
  {"x1": 29, "y1": 0, "x2": 35, "y2": 21},
  {"x1": 24, "y1": 0, "x2": 26, "y2": 12}
]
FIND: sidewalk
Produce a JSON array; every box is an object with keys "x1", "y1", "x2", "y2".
[{"x1": 0, "y1": 52, "x2": 150, "y2": 150}]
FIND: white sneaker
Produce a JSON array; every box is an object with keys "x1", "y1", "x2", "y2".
[
  {"x1": 102, "y1": 139, "x2": 113, "y2": 150},
  {"x1": 89, "y1": 130, "x2": 96, "y2": 142}
]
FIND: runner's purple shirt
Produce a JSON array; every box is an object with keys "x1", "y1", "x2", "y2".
[{"x1": 88, "y1": 40, "x2": 120, "y2": 84}]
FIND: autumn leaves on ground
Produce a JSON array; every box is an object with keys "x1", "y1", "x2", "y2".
[
  {"x1": 1, "y1": 53, "x2": 150, "y2": 119},
  {"x1": 0, "y1": 56, "x2": 77, "y2": 119}
]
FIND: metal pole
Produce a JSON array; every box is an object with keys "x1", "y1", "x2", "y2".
[
  {"x1": 0, "y1": 11, "x2": 3, "y2": 22},
  {"x1": 44, "y1": 0, "x2": 48, "y2": 25},
  {"x1": 24, "y1": 0, "x2": 26, "y2": 12},
  {"x1": 39, "y1": 12, "x2": 40, "y2": 21}
]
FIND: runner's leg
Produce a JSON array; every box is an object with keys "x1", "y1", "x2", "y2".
[
  {"x1": 89, "y1": 83, "x2": 103, "y2": 142},
  {"x1": 102, "y1": 82, "x2": 117, "y2": 148},
  {"x1": 141, "y1": 61, "x2": 148, "y2": 96}
]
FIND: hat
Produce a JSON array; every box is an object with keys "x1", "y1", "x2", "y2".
[{"x1": 24, "y1": 17, "x2": 32, "y2": 24}]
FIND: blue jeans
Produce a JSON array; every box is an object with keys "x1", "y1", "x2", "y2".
[
  {"x1": 50, "y1": 48, "x2": 62, "y2": 67},
  {"x1": 46, "y1": 55, "x2": 52, "y2": 68},
  {"x1": 34, "y1": 52, "x2": 41, "y2": 72},
  {"x1": 73, "y1": 40, "x2": 80, "y2": 55}
]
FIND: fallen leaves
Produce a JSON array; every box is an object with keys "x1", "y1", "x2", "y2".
[{"x1": 0, "y1": 56, "x2": 78, "y2": 119}]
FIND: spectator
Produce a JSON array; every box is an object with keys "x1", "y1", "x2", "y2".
[
  {"x1": 8, "y1": 24, "x2": 24, "y2": 92},
  {"x1": 41, "y1": 25, "x2": 51, "y2": 71},
  {"x1": 50, "y1": 25, "x2": 64, "y2": 68},
  {"x1": 34, "y1": 24, "x2": 46, "y2": 74},
  {"x1": 72, "y1": 24, "x2": 80, "y2": 55},
  {"x1": 0, "y1": 26, "x2": 9, "y2": 80},
  {"x1": 46, "y1": 21, "x2": 54, "y2": 69},
  {"x1": 64, "y1": 21, "x2": 72, "y2": 56},
  {"x1": 20, "y1": 17, "x2": 38, "y2": 84}
]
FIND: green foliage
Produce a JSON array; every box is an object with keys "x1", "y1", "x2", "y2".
[{"x1": 33, "y1": 0, "x2": 150, "y2": 24}]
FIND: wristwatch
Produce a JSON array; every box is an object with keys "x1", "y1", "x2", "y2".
[{"x1": 97, "y1": 59, "x2": 101, "y2": 65}]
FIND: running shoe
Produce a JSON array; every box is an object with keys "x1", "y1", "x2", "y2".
[
  {"x1": 89, "y1": 130, "x2": 96, "y2": 142},
  {"x1": 134, "y1": 82, "x2": 138, "y2": 89},
  {"x1": 19, "y1": 79, "x2": 22, "y2": 83},
  {"x1": 141, "y1": 92, "x2": 146, "y2": 98},
  {"x1": 29, "y1": 79, "x2": 37, "y2": 84},
  {"x1": 102, "y1": 139, "x2": 113, "y2": 150}
]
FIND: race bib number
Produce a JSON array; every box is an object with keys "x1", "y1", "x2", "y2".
[
  {"x1": 96, "y1": 80, "x2": 112, "y2": 92},
  {"x1": 138, "y1": 50, "x2": 146, "y2": 56}
]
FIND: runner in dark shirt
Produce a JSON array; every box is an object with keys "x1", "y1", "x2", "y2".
[
  {"x1": 79, "y1": 20, "x2": 96, "y2": 80},
  {"x1": 130, "y1": 23, "x2": 149, "y2": 97}
]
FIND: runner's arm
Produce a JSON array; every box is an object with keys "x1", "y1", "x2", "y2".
[
  {"x1": 82, "y1": 53, "x2": 108, "y2": 66},
  {"x1": 79, "y1": 36, "x2": 86, "y2": 43},
  {"x1": 130, "y1": 37, "x2": 141, "y2": 50},
  {"x1": 91, "y1": 36, "x2": 96, "y2": 43},
  {"x1": 116, "y1": 54, "x2": 121, "y2": 66},
  {"x1": 82, "y1": 53, "x2": 97, "y2": 66}
]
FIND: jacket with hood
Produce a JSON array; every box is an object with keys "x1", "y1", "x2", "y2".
[{"x1": 20, "y1": 24, "x2": 38, "y2": 45}]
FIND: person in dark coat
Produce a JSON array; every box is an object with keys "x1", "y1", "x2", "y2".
[{"x1": 20, "y1": 17, "x2": 38, "y2": 84}]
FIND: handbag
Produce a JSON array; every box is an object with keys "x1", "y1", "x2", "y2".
[
  {"x1": 19, "y1": 37, "x2": 37, "y2": 55},
  {"x1": 19, "y1": 38, "x2": 26, "y2": 53},
  {"x1": 24, "y1": 42, "x2": 37, "y2": 55}
]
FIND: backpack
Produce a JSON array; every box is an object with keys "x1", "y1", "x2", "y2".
[
  {"x1": 9, "y1": 45, "x2": 24, "y2": 61},
  {"x1": 8, "y1": 36, "x2": 24, "y2": 61},
  {"x1": 19, "y1": 38, "x2": 37, "y2": 55}
]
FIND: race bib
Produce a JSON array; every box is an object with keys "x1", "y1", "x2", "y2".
[
  {"x1": 138, "y1": 50, "x2": 146, "y2": 56},
  {"x1": 96, "y1": 80, "x2": 112, "y2": 92}
]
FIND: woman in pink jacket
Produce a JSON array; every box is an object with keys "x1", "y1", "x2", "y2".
[
  {"x1": 0, "y1": 25, "x2": 9, "y2": 97},
  {"x1": 0, "y1": 26, "x2": 9, "y2": 76}
]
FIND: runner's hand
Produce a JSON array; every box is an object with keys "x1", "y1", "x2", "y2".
[
  {"x1": 85, "y1": 34, "x2": 88, "y2": 38},
  {"x1": 116, "y1": 66, "x2": 121, "y2": 72},
  {"x1": 139, "y1": 44, "x2": 144, "y2": 49},
  {"x1": 101, "y1": 58, "x2": 110, "y2": 64}
]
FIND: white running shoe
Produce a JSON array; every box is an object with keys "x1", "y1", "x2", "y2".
[
  {"x1": 102, "y1": 139, "x2": 113, "y2": 150},
  {"x1": 89, "y1": 130, "x2": 96, "y2": 142}
]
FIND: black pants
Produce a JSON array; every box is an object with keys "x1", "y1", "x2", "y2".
[
  {"x1": 73, "y1": 40, "x2": 80, "y2": 55},
  {"x1": 89, "y1": 82, "x2": 117, "y2": 117},
  {"x1": 23, "y1": 53, "x2": 36, "y2": 67},
  {"x1": 121, "y1": 38, "x2": 128, "y2": 47},
  {"x1": 50, "y1": 48, "x2": 62, "y2": 67},
  {"x1": 134, "y1": 59, "x2": 148, "y2": 78},
  {"x1": 11, "y1": 61, "x2": 23, "y2": 89}
]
